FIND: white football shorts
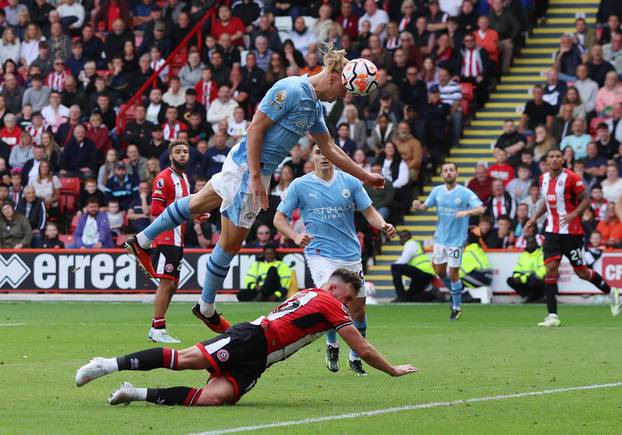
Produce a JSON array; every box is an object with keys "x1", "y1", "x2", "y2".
[
  {"x1": 306, "y1": 255, "x2": 366, "y2": 298},
  {"x1": 432, "y1": 244, "x2": 463, "y2": 269}
]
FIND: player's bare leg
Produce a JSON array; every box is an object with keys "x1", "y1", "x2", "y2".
[
  {"x1": 539, "y1": 260, "x2": 561, "y2": 327},
  {"x1": 149, "y1": 279, "x2": 180, "y2": 343},
  {"x1": 347, "y1": 296, "x2": 368, "y2": 376},
  {"x1": 193, "y1": 216, "x2": 251, "y2": 333},
  {"x1": 126, "y1": 182, "x2": 223, "y2": 277}
]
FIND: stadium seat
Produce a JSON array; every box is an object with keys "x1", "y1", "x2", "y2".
[
  {"x1": 69, "y1": 214, "x2": 80, "y2": 234},
  {"x1": 59, "y1": 234, "x2": 74, "y2": 246},
  {"x1": 115, "y1": 234, "x2": 130, "y2": 247},
  {"x1": 240, "y1": 50, "x2": 249, "y2": 67},
  {"x1": 274, "y1": 16, "x2": 292, "y2": 33},
  {"x1": 59, "y1": 177, "x2": 81, "y2": 195}
]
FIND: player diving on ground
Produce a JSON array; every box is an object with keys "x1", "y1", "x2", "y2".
[{"x1": 75, "y1": 269, "x2": 417, "y2": 406}]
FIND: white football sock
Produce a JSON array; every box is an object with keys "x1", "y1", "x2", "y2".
[
  {"x1": 135, "y1": 388, "x2": 148, "y2": 401},
  {"x1": 136, "y1": 232, "x2": 152, "y2": 249},
  {"x1": 102, "y1": 358, "x2": 119, "y2": 373},
  {"x1": 199, "y1": 300, "x2": 215, "y2": 317}
]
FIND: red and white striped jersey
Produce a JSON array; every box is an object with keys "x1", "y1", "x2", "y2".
[
  {"x1": 261, "y1": 289, "x2": 353, "y2": 366},
  {"x1": 151, "y1": 167, "x2": 191, "y2": 247},
  {"x1": 540, "y1": 169, "x2": 585, "y2": 235}
]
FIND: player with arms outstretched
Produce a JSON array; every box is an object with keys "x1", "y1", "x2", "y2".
[
  {"x1": 75, "y1": 269, "x2": 417, "y2": 406},
  {"x1": 274, "y1": 144, "x2": 396, "y2": 376},
  {"x1": 146, "y1": 141, "x2": 192, "y2": 343},
  {"x1": 411, "y1": 163, "x2": 486, "y2": 320},
  {"x1": 124, "y1": 46, "x2": 384, "y2": 333},
  {"x1": 525, "y1": 148, "x2": 620, "y2": 327}
]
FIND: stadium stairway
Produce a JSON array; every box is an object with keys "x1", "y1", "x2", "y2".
[{"x1": 366, "y1": 0, "x2": 599, "y2": 299}]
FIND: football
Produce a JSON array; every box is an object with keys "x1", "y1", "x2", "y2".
[{"x1": 342, "y1": 58, "x2": 379, "y2": 96}]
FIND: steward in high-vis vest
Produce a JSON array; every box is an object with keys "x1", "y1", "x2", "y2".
[
  {"x1": 506, "y1": 236, "x2": 545, "y2": 302},
  {"x1": 459, "y1": 235, "x2": 493, "y2": 289},
  {"x1": 391, "y1": 230, "x2": 437, "y2": 302},
  {"x1": 239, "y1": 245, "x2": 291, "y2": 302}
]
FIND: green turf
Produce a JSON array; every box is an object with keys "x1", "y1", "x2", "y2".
[{"x1": 1, "y1": 302, "x2": 621, "y2": 435}]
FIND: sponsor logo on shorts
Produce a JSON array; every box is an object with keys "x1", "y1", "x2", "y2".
[
  {"x1": 165, "y1": 263, "x2": 174, "y2": 273},
  {"x1": 216, "y1": 349, "x2": 229, "y2": 362},
  {"x1": 342, "y1": 188, "x2": 351, "y2": 198}
]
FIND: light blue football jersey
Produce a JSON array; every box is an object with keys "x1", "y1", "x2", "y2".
[
  {"x1": 277, "y1": 170, "x2": 373, "y2": 261},
  {"x1": 231, "y1": 75, "x2": 329, "y2": 175},
  {"x1": 424, "y1": 184, "x2": 482, "y2": 247}
]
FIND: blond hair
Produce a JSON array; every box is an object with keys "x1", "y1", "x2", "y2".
[{"x1": 320, "y1": 42, "x2": 349, "y2": 74}]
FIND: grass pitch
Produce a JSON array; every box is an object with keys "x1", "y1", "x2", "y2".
[{"x1": 1, "y1": 302, "x2": 621, "y2": 435}]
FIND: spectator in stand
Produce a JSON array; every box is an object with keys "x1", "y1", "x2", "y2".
[
  {"x1": 488, "y1": 148, "x2": 514, "y2": 186},
  {"x1": 9, "y1": 131, "x2": 33, "y2": 170},
  {"x1": 32, "y1": 41, "x2": 53, "y2": 78},
  {"x1": 584, "y1": 142, "x2": 608, "y2": 182},
  {"x1": 8, "y1": 169, "x2": 22, "y2": 204},
  {"x1": 29, "y1": 159, "x2": 60, "y2": 214},
  {"x1": 599, "y1": 14, "x2": 621, "y2": 46},
  {"x1": 457, "y1": 0, "x2": 478, "y2": 34},
  {"x1": 467, "y1": 161, "x2": 494, "y2": 204},
  {"x1": 21, "y1": 143, "x2": 45, "y2": 185},
  {"x1": 55, "y1": 104, "x2": 81, "y2": 148},
  {"x1": 106, "y1": 199, "x2": 125, "y2": 237},
  {"x1": 520, "y1": 85, "x2": 555, "y2": 135},
  {"x1": 559, "y1": 118, "x2": 591, "y2": 160},
  {"x1": 495, "y1": 119, "x2": 527, "y2": 168},
  {"x1": 551, "y1": 103, "x2": 575, "y2": 145},
  {"x1": 457, "y1": 33, "x2": 491, "y2": 107},
  {"x1": 587, "y1": 45, "x2": 615, "y2": 88},
  {"x1": 574, "y1": 64, "x2": 598, "y2": 115},
  {"x1": 603, "y1": 32, "x2": 622, "y2": 75},
  {"x1": 211, "y1": 4, "x2": 245, "y2": 47},
  {"x1": 596, "y1": 203, "x2": 622, "y2": 248},
  {"x1": 161, "y1": 106, "x2": 186, "y2": 141},
  {"x1": 201, "y1": 131, "x2": 230, "y2": 181},
  {"x1": 596, "y1": 71, "x2": 622, "y2": 117},
  {"x1": 0, "y1": 113, "x2": 21, "y2": 149},
  {"x1": 523, "y1": 181, "x2": 546, "y2": 232},
  {"x1": 506, "y1": 164, "x2": 532, "y2": 204},
  {"x1": 41, "y1": 91, "x2": 69, "y2": 134},
  {"x1": 553, "y1": 34, "x2": 582, "y2": 82},
  {"x1": 473, "y1": 15, "x2": 499, "y2": 68},
  {"x1": 392, "y1": 121, "x2": 423, "y2": 183},
  {"x1": 206, "y1": 85, "x2": 238, "y2": 126},
  {"x1": 97, "y1": 149, "x2": 118, "y2": 193},
  {"x1": 595, "y1": 122, "x2": 618, "y2": 159},
  {"x1": 542, "y1": 70, "x2": 566, "y2": 111},
  {"x1": 248, "y1": 15, "x2": 281, "y2": 52},
  {"x1": 126, "y1": 144, "x2": 148, "y2": 183},
  {"x1": 488, "y1": 0, "x2": 519, "y2": 74},
  {"x1": 573, "y1": 17, "x2": 595, "y2": 54},
  {"x1": 0, "y1": 73, "x2": 23, "y2": 114},
  {"x1": 248, "y1": 224, "x2": 273, "y2": 248},
  {"x1": 359, "y1": 0, "x2": 389, "y2": 40},
  {"x1": 77, "y1": 178, "x2": 105, "y2": 213},
  {"x1": 338, "y1": 1, "x2": 360, "y2": 40},
  {"x1": 34, "y1": 222, "x2": 64, "y2": 249},
  {"x1": 162, "y1": 76, "x2": 186, "y2": 109},
  {"x1": 287, "y1": 16, "x2": 317, "y2": 58},
  {"x1": 41, "y1": 131, "x2": 61, "y2": 171},
  {"x1": 365, "y1": 162, "x2": 394, "y2": 221},
  {"x1": 367, "y1": 113, "x2": 394, "y2": 155},
  {"x1": 69, "y1": 196, "x2": 113, "y2": 248},
  {"x1": 105, "y1": 161, "x2": 138, "y2": 211},
  {"x1": 485, "y1": 214, "x2": 514, "y2": 248},
  {"x1": 335, "y1": 123, "x2": 357, "y2": 156},
  {"x1": 602, "y1": 163, "x2": 622, "y2": 202},
  {"x1": 0, "y1": 201, "x2": 31, "y2": 248},
  {"x1": 342, "y1": 104, "x2": 367, "y2": 149},
  {"x1": 22, "y1": 74, "x2": 50, "y2": 113},
  {"x1": 487, "y1": 179, "x2": 516, "y2": 226},
  {"x1": 60, "y1": 124, "x2": 98, "y2": 176},
  {"x1": 437, "y1": 68, "x2": 462, "y2": 147},
  {"x1": 122, "y1": 105, "x2": 154, "y2": 151},
  {"x1": 376, "y1": 141, "x2": 410, "y2": 220},
  {"x1": 271, "y1": 163, "x2": 294, "y2": 202},
  {"x1": 300, "y1": 51, "x2": 322, "y2": 77},
  {"x1": 561, "y1": 86, "x2": 587, "y2": 121},
  {"x1": 86, "y1": 113, "x2": 111, "y2": 159},
  {"x1": 16, "y1": 185, "x2": 46, "y2": 245},
  {"x1": 591, "y1": 184, "x2": 608, "y2": 221}
]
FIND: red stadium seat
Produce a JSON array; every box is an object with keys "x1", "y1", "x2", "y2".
[
  {"x1": 589, "y1": 117, "x2": 608, "y2": 135},
  {"x1": 59, "y1": 177, "x2": 81, "y2": 195},
  {"x1": 115, "y1": 234, "x2": 131, "y2": 247},
  {"x1": 460, "y1": 82, "x2": 474, "y2": 102},
  {"x1": 59, "y1": 234, "x2": 74, "y2": 246},
  {"x1": 69, "y1": 214, "x2": 80, "y2": 234}
]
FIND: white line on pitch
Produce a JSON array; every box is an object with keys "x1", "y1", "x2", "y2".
[
  {"x1": 191, "y1": 381, "x2": 622, "y2": 435},
  {"x1": 0, "y1": 323, "x2": 25, "y2": 327}
]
